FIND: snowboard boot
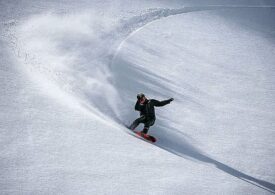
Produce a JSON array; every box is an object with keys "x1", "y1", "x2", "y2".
[{"x1": 141, "y1": 127, "x2": 149, "y2": 134}]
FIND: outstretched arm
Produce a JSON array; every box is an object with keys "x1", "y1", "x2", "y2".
[{"x1": 152, "y1": 98, "x2": 174, "y2": 107}]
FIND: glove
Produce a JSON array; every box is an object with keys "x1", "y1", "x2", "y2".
[{"x1": 168, "y1": 98, "x2": 174, "y2": 103}]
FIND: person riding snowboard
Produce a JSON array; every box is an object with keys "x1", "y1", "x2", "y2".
[{"x1": 129, "y1": 93, "x2": 174, "y2": 135}]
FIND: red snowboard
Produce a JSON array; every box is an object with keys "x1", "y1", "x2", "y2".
[{"x1": 134, "y1": 131, "x2": 156, "y2": 143}]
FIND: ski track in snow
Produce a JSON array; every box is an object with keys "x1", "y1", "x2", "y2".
[
  {"x1": 112, "y1": 5, "x2": 275, "y2": 62},
  {"x1": 3, "y1": 3, "x2": 275, "y2": 194}
]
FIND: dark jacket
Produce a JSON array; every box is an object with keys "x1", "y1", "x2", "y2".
[{"x1": 135, "y1": 99, "x2": 171, "y2": 119}]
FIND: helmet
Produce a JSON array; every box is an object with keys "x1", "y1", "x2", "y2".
[{"x1": 137, "y1": 93, "x2": 145, "y2": 100}]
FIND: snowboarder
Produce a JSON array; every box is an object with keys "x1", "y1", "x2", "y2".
[{"x1": 129, "y1": 93, "x2": 174, "y2": 135}]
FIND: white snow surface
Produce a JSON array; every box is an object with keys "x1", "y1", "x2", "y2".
[{"x1": 1, "y1": 0, "x2": 275, "y2": 194}]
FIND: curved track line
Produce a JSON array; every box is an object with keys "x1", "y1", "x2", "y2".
[{"x1": 111, "y1": 5, "x2": 275, "y2": 65}]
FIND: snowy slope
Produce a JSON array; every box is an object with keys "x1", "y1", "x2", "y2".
[{"x1": 1, "y1": 0, "x2": 275, "y2": 194}]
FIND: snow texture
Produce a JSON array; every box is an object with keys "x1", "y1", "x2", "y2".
[{"x1": 1, "y1": 0, "x2": 275, "y2": 194}]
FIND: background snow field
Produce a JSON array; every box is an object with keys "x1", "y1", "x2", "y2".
[{"x1": 1, "y1": 0, "x2": 275, "y2": 194}]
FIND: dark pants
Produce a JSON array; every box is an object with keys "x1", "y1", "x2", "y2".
[{"x1": 129, "y1": 116, "x2": 155, "y2": 134}]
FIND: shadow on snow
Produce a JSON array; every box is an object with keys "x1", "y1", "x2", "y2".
[
  {"x1": 154, "y1": 122, "x2": 275, "y2": 194},
  {"x1": 111, "y1": 58, "x2": 275, "y2": 194}
]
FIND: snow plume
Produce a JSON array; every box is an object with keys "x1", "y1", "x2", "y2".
[{"x1": 14, "y1": 11, "x2": 120, "y2": 121}]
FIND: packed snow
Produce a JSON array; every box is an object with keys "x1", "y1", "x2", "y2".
[{"x1": 1, "y1": 0, "x2": 275, "y2": 194}]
